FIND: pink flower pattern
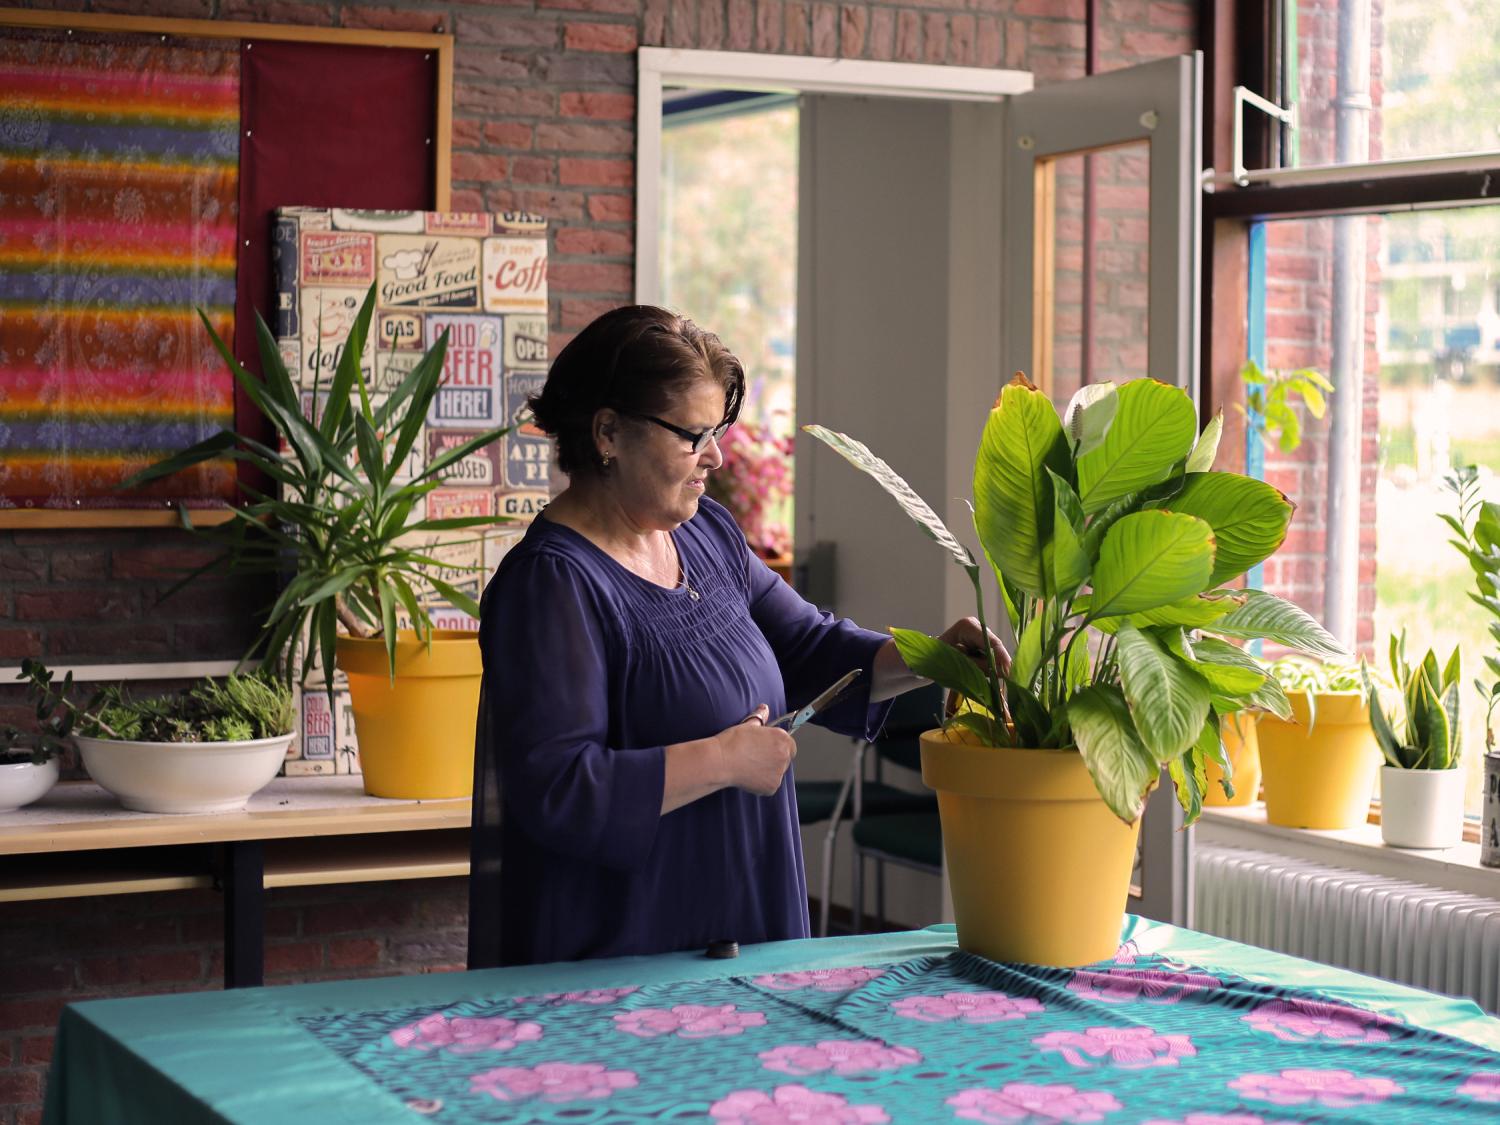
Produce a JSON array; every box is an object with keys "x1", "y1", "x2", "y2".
[
  {"x1": 754, "y1": 966, "x2": 887, "y2": 992},
  {"x1": 1140, "y1": 1115, "x2": 1300, "y2": 1125},
  {"x1": 948, "y1": 1083, "x2": 1122, "y2": 1123},
  {"x1": 759, "y1": 1039, "x2": 922, "y2": 1076},
  {"x1": 1033, "y1": 1026, "x2": 1196, "y2": 1069},
  {"x1": 512, "y1": 986, "x2": 639, "y2": 1006},
  {"x1": 468, "y1": 1061, "x2": 637, "y2": 1103},
  {"x1": 1229, "y1": 1068, "x2": 1403, "y2": 1108},
  {"x1": 388, "y1": 1013, "x2": 542, "y2": 1055},
  {"x1": 1241, "y1": 998, "x2": 1397, "y2": 1043},
  {"x1": 892, "y1": 991, "x2": 1045, "y2": 1024},
  {"x1": 1066, "y1": 967, "x2": 1221, "y2": 1004},
  {"x1": 710, "y1": 1084, "x2": 890, "y2": 1124},
  {"x1": 1458, "y1": 1071, "x2": 1500, "y2": 1103},
  {"x1": 613, "y1": 1004, "x2": 767, "y2": 1039}
]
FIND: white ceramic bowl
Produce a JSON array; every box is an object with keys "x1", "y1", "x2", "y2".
[
  {"x1": 0, "y1": 755, "x2": 59, "y2": 812},
  {"x1": 73, "y1": 733, "x2": 295, "y2": 815}
]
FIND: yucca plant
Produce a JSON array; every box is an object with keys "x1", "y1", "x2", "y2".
[
  {"x1": 1363, "y1": 631, "x2": 1462, "y2": 771},
  {"x1": 123, "y1": 283, "x2": 514, "y2": 690},
  {"x1": 807, "y1": 374, "x2": 1349, "y2": 826}
]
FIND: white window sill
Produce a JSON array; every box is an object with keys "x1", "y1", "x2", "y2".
[{"x1": 1197, "y1": 804, "x2": 1500, "y2": 900}]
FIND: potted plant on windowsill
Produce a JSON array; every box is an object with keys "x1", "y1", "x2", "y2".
[
  {"x1": 0, "y1": 712, "x2": 63, "y2": 813},
  {"x1": 13, "y1": 660, "x2": 296, "y2": 815},
  {"x1": 1257, "y1": 657, "x2": 1380, "y2": 829},
  {"x1": 1203, "y1": 709, "x2": 1260, "y2": 808},
  {"x1": 808, "y1": 374, "x2": 1347, "y2": 967},
  {"x1": 1364, "y1": 632, "x2": 1465, "y2": 849},
  {"x1": 122, "y1": 284, "x2": 514, "y2": 800}
]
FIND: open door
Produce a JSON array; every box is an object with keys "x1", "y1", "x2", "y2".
[{"x1": 1001, "y1": 54, "x2": 1204, "y2": 926}]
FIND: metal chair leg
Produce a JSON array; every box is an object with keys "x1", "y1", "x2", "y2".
[
  {"x1": 818, "y1": 823, "x2": 838, "y2": 938},
  {"x1": 876, "y1": 858, "x2": 887, "y2": 932},
  {"x1": 851, "y1": 848, "x2": 864, "y2": 935}
]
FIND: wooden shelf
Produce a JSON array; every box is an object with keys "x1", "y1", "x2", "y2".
[{"x1": 263, "y1": 830, "x2": 469, "y2": 888}]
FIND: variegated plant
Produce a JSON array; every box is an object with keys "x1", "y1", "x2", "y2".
[
  {"x1": 1364, "y1": 631, "x2": 1462, "y2": 771},
  {"x1": 806, "y1": 374, "x2": 1349, "y2": 826}
]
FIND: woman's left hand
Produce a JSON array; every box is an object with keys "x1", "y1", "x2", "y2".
[{"x1": 938, "y1": 616, "x2": 1011, "y2": 678}]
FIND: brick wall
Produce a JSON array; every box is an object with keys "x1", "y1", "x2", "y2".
[{"x1": 0, "y1": 2, "x2": 1197, "y2": 1122}]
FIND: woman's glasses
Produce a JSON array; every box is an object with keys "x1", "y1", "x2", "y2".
[{"x1": 630, "y1": 413, "x2": 731, "y2": 455}]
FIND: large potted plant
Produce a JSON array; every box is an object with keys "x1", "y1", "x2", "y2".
[
  {"x1": 125, "y1": 284, "x2": 513, "y2": 799},
  {"x1": 1256, "y1": 658, "x2": 1380, "y2": 829},
  {"x1": 808, "y1": 374, "x2": 1346, "y2": 966},
  {"x1": 1365, "y1": 633, "x2": 1465, "y2": 849}
]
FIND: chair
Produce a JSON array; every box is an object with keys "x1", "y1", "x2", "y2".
[
  {"x1": 848, "y1": 685, "x2": 946, "y2": 933},
  {"x1": 796, "y1": 684, "x2": 943, "y2": 936}
]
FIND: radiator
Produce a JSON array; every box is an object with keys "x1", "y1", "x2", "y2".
[{"x1": 1193, "y1": 843, "x2": 1500, "y2": 1015}]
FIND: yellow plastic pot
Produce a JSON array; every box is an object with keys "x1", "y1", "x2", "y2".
[
  {"x1": 1204, "y1": 712, "x2": 1261, "y2": 807},
  {"x1": 335, "y1": 630, "x2": 483, "y2": 799},
  {"x1": 920, "y1": 729, "x2": 1141, "y2": 967},
  {"x1": 1257, "y1": 692, "x2": 1380, "y2": 829}
]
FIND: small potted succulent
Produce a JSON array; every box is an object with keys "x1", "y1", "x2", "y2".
[
  {"x1": 1256, "y1": 656, "x2": 1380, "y2": 829},
  {"x1": 807, "y1": 374, "x2": 1345, "y2": 966},
  {"x1": 0, "y1": 717, "x2": 64, "y2": 813},
  {"x1": 1364, "y1": 632, "x2": 1465, "y2": 849},
  {"x1": 124, "y1": 284, "x2": 514, "y2": 800}
]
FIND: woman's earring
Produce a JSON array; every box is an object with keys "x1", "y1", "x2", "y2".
[{"x1": 601, "y1": 451, "x2": 613, "y2": 468}]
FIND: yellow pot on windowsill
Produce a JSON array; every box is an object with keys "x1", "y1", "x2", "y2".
[
  {"x1": 1204, "y1": 712, "x2": 1261, "y2": 807},
  {"x1": 1257, "y1": 692, "x2": 1380, "y2": 829}
]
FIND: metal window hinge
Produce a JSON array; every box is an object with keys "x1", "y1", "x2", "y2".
[{"x1": 1233, "y1": 86, "x2": 1298, "y2": 187}]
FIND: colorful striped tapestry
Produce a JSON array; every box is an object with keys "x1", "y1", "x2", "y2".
[{"x1": 0, "y1": 31, "x2": 240, "y2": 508}]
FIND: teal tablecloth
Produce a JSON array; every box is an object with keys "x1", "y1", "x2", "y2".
[{"x1": 43, "y1": 917, "x2": 1500, "y2": 1124}]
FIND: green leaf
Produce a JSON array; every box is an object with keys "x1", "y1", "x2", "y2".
[
  {"x1": 1125, "y1": 591, "x2": 1243, "y2": 630},
  {"x1": 425, "y1": 576, "x2": 481, "y2": 619},
  {"x1": 384, "y1": 331, "x2": 450, "y2": 488},
  {"x1": 1157, "y1": 472, "x2": 1293, "y2": 585},
  {"x1": 1363, "y1": 663, "x2": 1405, "y2": 768},
  {"x1": 1186, "y1": 410, "x2": 1224, "y2": 473},
  {"x1": 971, "y1": 379, "x2": 1071, "y2": 597},
  {"x1": 1201, "y1": 714, "x2": 1235, "y2": 799},
  {"x1": 1187, "y1": 636, "x2": 1269, "y2": 694},
  {"x1": 1067, "y1": 684, "x2": 1159, "y2": 824},
  {"x1": 1076, "y1": 379, "x2": 1198, "y2": 514},
  {"x1": 1048, "y1": 469, "x2": 1090, "y2": 598},
  {"x1": 804, "y1": 425, "x2": 975, "y2": 571},
  {"x1": 1207, "y1": 589, "x2": 1349, "y2": 660},
  {"x1": 891, "y1": 628, "x2": 994, "y2": 707},
  {"x1": 1062, "y1": 382, "x2": 1118, "y2": 458},
  {"x1": 1168, "y1": 742, "x2": 1209, "y2": 826},
  {"x1": 1010, "y1": 613, "x2": 1046, "y2": 694},
  {"x1": 1115, "y1": 624, "x2": 1211, "y2": 761},
  {"x1": 1089, "y1": 511, "x2": 1216, "y2": 618},
  {"x1": 319, "y1": 284, "x2": 378, "y2": 441},
  {"x1": 1238, "y1": 360, "x2": 1267, "y2": 386}
]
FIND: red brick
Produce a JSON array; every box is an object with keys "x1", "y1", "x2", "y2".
[
  {"x1": 0, "y1": 1069, "x2": 44, "y2": 1106},
  {"x1": 895, "y1": 10, "x2": 920, "y2": 60},
  {"x1": 949, "y1": 13, "x2": 975, "y2": 63},
  {"x1": 700, "y1": 0, "x2": 725, "y2": 48},
  {"x1": 536, "y1": 121, "x2": 632, "y2": 153},
  {"x1": 20, "y1": 1037, "x2": 52, "y2": 1067},
  {"x1": 811, "y1": 2, "x2": 837, "y2": 56},
  {"x1": 265, "y1": 942, "x2": 324, "y2": 976},
  {"x1": 1120, "y1": 27, "x2": 1191, "y2": 56},
  {"x1": 0, "y1": 548, "x2": 47, "y2": 583},
  {"x1": 561, "y1": 91, "x2": 635, "y2": 120},
  {"x1": 328, "y1": 938, "x2": 384, "y2": 969},
  {"x1": 340, "y1": 5, "x2": 444, "y2": 32},
  {"x1": 727, "y1": 0, "x2": 755, "y2": 49},
  {"x1": 464, "y1": 85, "x2": 558, "y2": 118},
  {"x1": 452, "y1": 117, "x2": 484, "y2": 148},
  {"x1": 868, "y1": 7, "x2": 895, "y2": 59},
  {"x1": 555, "y1": 227, "x2": 633, "y2": 256},
  {"x1": 221, "y1": 0, "x2": 335, "y2": 22},
  {"x1": 511, "y1": 156, "x2": 557, "y2": 184},
  {"x1": 550, "y1": 262, "x2": 633, "y2": 293},
  {"x1": 0, "y1": 629, "x2": 43, "y2": 660},
  {"x1": 1017, "y1": 0, "x2": 1083, "y2": 15},
  {"x1": 452, "y1": 153, "x2": 511, "y2": 183},
  {"x1": 16, "y1": 589, "x2": 135, "y2": 621},
  {"x1": 450, "y1": 188, "x2": 485, "y2": 212},
  {"x1": 588, "y1": 193, "x2": 634, "y2": 222},
  {"x1": 94, "y1": 0, "x2": 208, "y2": 13},
  {"x1": 669, "y1": 0, "x2": 695, "y2": 46},
  {"x1": 518, "y1": 188, "x2": 588, "y2": 221},
  {"x1": 559, "y1": 157, "x2": 632, "y2": 188},
  {"x1": 484, "y1": 121, "x2": 536, "y2": 149},
  {"x1": 1149, "y1": 1, "x2": 1195, "y2": 30},
  {"x1": 111, "y1": 545, "x2": 220, "y2": 580},
  {"x1": 550, "y1": 330, "x2": 578, "y2": 354},
  {"x1": 0, "y1": 961, "x2": 73, "y2": 996},
  {"x1": 541, "y1": 0, "x2": 640, "y2": 11},
  {"x1": 302, "y1": 899, "x2": 414, "y2": 937},
  {"x1": 644, "y1": 0, "x2": 669, "y2": 44},
  {"x1": 0, "y1": 996, "x2": 72, "y2": 1034},
  {"x1": 1028, "y1": 19, "x2": 1085, "y2": 49},
  {"x1": 785, "y1": 1, "x2": 809, "y2": 52},
  {"x1": 756, "y1": 0, "x2": 783, "y2": 50},
  {"x1": 564, "y1": 20, "x2": 639, "y2": 51},
  {"x1": 455, "y1": 14, "x2": 562, "y2": 47},
  {"x1": 79, "y1": 951, "x2": 203, "y2": 988},
  {"x1": 562, "y1": 298, "x2": 623, "y2": 328}
]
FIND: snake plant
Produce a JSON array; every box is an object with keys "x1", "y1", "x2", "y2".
[
  {"x1": 1364, "y1": 632, "x2": 1462, "y2": 771},
  {"x1": 807, "y1": 374, "x2": 1348, "y2": 826}
]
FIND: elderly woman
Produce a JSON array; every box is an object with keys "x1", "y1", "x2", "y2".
[{"x1": 470, "y1": 306, "x2": 1004, "y2": 967}]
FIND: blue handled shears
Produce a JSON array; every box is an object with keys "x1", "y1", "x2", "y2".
[{"x1": 769, "y1": 669, "x2": 864, "y2": 732}]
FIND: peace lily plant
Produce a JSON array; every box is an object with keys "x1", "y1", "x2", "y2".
[{"x1": 808, "y1": 374, "x2": 1349, "y2": 826}]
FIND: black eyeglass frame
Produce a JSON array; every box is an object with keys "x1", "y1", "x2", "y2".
[{"x1": 627, "y1": 412, "x2": 732, "y2": 455}]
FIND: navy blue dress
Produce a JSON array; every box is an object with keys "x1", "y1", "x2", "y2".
[{"x1": 474, "y1": 497, "x2": 892, "y2": 966}]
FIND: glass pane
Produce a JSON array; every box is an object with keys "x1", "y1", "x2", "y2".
[
  {"x1": 1251, "y1": 205, "x2": 1500, "y2": 817},
  {"x1": 1284, "y1": 0, "x2": 1500, "y2": 169},
  {"x1": 660, "y1": 93, "x2": 797, "y2": 561},
  {"x1": 1039, "y1": 143, "x2": 1150, "y2": 413}
]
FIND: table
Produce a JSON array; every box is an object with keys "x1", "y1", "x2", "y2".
[
  {"x1": 0, "y1": 777, "x2": 470, "y2": 987},
  {"x1": 42, "y1": 917, "x2": 1500, "y2": 1123}
]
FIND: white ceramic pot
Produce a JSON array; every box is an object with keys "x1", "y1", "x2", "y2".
[
  {"x1": 1380, "y1": 765, "x2": 1466, "y2": 850},
  {"x1": 73, "y1": 734, "x2": 295, "y2": 815},
  {"x1": 0, "y1": 755, "x2": 59, "y2": 812}
]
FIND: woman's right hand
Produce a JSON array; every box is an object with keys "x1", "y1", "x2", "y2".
[{"x1": 717, "y1": 705, "x2": 797, "y2": 796}]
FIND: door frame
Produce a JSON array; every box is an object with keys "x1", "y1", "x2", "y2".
[{"x1": 635, "y1": 47, "x2": 1033, "y2": 304}]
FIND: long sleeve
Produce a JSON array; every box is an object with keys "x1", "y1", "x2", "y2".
[{"x1": 479, "y1": 552, "x2": 666, "y2": 871}]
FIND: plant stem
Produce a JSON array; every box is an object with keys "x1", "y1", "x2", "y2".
[{"x1": 335, "y1": 595, "x2": 370, "y2": 638}]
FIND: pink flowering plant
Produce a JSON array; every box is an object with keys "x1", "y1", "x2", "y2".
[{"x1": 707, "y1": 418, "x2": 793, "y2": 558}]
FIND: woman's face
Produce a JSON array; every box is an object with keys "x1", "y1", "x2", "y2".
[{"x1": 604, "y1": 378, "x2": 727, "y2": 530}]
